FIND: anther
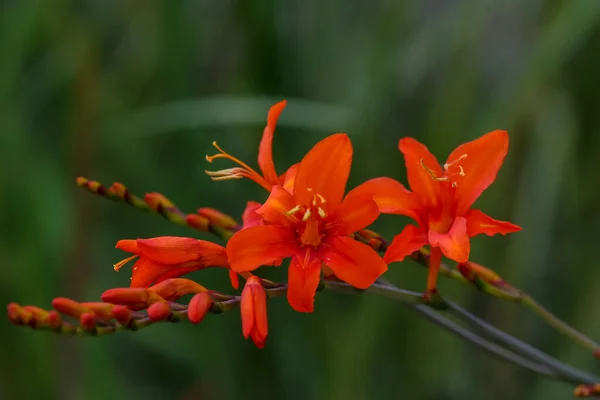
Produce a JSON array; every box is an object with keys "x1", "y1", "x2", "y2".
[
  {"x1": 317, "y1": 207, "x2": 327, "y2": 218},
  {"x1": 302, "y1": 209, "x2": 312, "y2": 222}
]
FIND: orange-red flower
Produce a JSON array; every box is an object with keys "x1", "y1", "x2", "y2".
[
  {"x1": 226, "y1": 134, "x2": 388, "y2": 312},
  {"x1": 113, "y1": 236, "x2": 230, "y2": 288},
  {"x1": 241, "y1": 276, "x2": 268, "y2": 348},
  {"x1": 205, "y1": 100, "x2": 297, "y2": 192},
  {"x1": 347, "y1": 130, "x2": 521, "y2": 293}
]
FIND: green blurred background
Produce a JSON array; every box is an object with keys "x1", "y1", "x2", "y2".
[{"x1": 2, "y1": 1, "x2": 600, "y2": 399}]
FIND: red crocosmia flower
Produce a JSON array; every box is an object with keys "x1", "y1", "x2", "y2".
[
  {"x1": 346, "y1": 130, "x2": 521, "y2": 294},
  {"x1": 114, "y1": 237, "x2": 231, "y2": 288},
  {"x1": 241, "y1": 276, "x2": 268, "y2": 348},
  {"x1": 226, "y1": 134, "x2": 388, "y2": 312},
  {"x1": 205, "y1": 100, "x2": 297, "y2": 192}
]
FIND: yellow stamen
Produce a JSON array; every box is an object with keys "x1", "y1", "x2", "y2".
[
  {"x1": 302, "y1": 209, "x2": 312, "y2": 222},
  {"x1": 205, "y1": 141, "x2": 272, "y2": 191},
  {"x1": 113, "y1": 255, "x2": 138, "y2": 272},
  {"x1": 317, "y1": 207, "x2": 327, "y2": 218}
]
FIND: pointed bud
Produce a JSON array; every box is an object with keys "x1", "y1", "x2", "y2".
[
  {"x1": 101, "y1": 288, "x2": 166, "y2": 310},
  {"x1": 188, "y1": 292, "x2": 212, "y2": 324},
  {"x1": 108, "y1": 182, "x2": 128, "y2": 199},
  {"x1": 52, "y1": 298, "x2": 91, "y2": 318},
  {"x1": 76, "y1": 177, "x2": 104, "y2": 194},
  {"x1": 23, "y1": 306, "x2": 51, "y2": 328},
  {"x1": 197, "y1": 208, "x2": 239, "y2": 230},
  {"x1": 241, "y1": 276, "x2": 268, "y2": 348},
  {"x1": 7, "y1": 303, "x2": 27, "y2": 326},
  {"x1": 47, "y1": 311, "x2": 62, "y2": 329},
  {"x1": 148, "y1": 278, "x2": 207, "y2": 302},
  {"x1": 111, "y1": 305, "x2": 132, "y2": 326},
  {"x1": 80, "y1": 302, "x2": 115, "y2": 319},
  {"x1": 574, "y1": 384, "x2": 600, "y2": 397},
  {"x1": 80, "y1": 312, "x2": 97, "y2": 332},
  {"x1": 144, "y1": 193, "x2": 175, "y2": 211},
  {"x1": 185, "y1": 213, "x2": 210, "y2": 231},
  {"x1": 458, "y1": 262, "x2": 503, "y2": 286},
  {"x1": 147, "y1": 302, "x2": 172, "y2": 322}
]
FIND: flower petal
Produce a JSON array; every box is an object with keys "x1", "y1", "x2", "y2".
[
  {"x1": 447, "y1": 130, "x2": 509, "y2": 215},
  {"x1": 344, "y1": 177, "x2": 423, "y2": 223},
  {"x1": 318, "y1": 236, "x2": 387, "y2": 289},
  {"x1": 256, "y1": 185, "x2": 296, "y2": 227},
  {"x1": 287, "y1": 252, "x2": 321, "y2": 313},
  {"x1": 326, "y1": 195, "x2": 379, "y2": 236},
  {"x1": 115, "y1": 239, "x2": 139, "y2": 254},
  {"x1": 383, "y1": 225, "x2": 428, "y2": 263},
  {"x1": 428, "y1": 217, "x2": 470, "y2": 263},
  {"x1": 293, "y1": 133, "x2": 352, "y2": 209},
  {"x1": 136, "y1": 237, "x2": 228, "y2": 266},
  {"x1": 465, "y1": 209, "x2": 522, "y2": 237},
  {"x1": 258, "y1": 100, "x2": 286, "y2": 185},
  {"x1": 242, "y1": 201, "x2": 263, "y2": 229},
  {"x1": 226, "y1": 225, "x2": 299, "y2": 272},
  {"x1": 281, "y1": 163, "x2": 299, "y2": 193},
  {"x1": 128, "y1": 258, "x2": 203, "y2": 288},
  {"x1": 398, "y1": 137, "x2": 443, "y2": 208}
]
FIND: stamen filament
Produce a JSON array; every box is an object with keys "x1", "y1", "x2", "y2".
[
  {"x1": 205, "y1": 141, "x2": 272, "y2": 191},
  {"x1": 113, "y1": 255, "x2": 138, "y2": 272}
]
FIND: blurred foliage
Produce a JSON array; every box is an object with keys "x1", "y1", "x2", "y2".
[{"x1": 1, "y1": 0, "x2": 600, "y2": 399}]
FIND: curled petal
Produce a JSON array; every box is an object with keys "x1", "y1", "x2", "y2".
[
  {"x1": 229, "y1": 269, "x2": 240, "y2": 290},
  {"x1": 282, "y1": 163, "x2": 299, "y2": 193},
  {"x1": 130, "y1": 258, "x2": 205, "y2": 288},
  {"x1": 115, "y1": 239, "x2": 139, "y2": 254},
  {"x1": 136, "y1": 237, "x2": 228, "y2": 265},
  {"x1": 293, "y1": 133, "x2": 352, "y2": 209},
  {"x1": 256, "y1": 186, "x2": 297, "y2": 227},
  {"x1": 465, "y1": 209, "x2": 522, "y2": 237},
  {"x1": 383, "y1": 225, "x2": 428, "y2": 263},
  {"x1": 344, "y1": 177, "x2": 422, "y2": 223},
  {"x1": 258, "y1": 100, "x2": 287, "y2": 185},
  {"x1": 318, "y1": 236, "x2": 387, "y2": 289},
  {"x1": 447, "y1": 130, "x2": 509, "y2": 215},
  {"x1": 326, "y1": 195, "x2": 379, "y2": 236},
  {"x1": 287, "y1": 252, "x2": 322, "y2": 313},
  {"x1": 398, "y1": 137, "x2": 442, "y2": 209},
  {"x1": 428, "y1": 217, "x2": 470, "y2": 263},
  {"x1": 226, "y1": 225, "x2": 299, "y2": 272},
  {"x1": 242, "y1": 201, "x2": 263, "y2": 229}
]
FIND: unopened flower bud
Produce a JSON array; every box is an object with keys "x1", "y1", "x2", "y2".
[
  {"x1": 197, "y1": 207, "x2": 239, "y2": 230},
  {"x1": 188, "y1": 292, "x2": 212, "y2": 324},
  {"x1": 147, "y1": 302, "x2": 172, "y2": 322}
]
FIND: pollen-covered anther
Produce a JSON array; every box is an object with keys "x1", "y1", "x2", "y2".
[
  {"x1": 421, "y1": 153, "x2": 467, "y2": 184},
  {"x1": 301, "y1": 209, "x2": 312, "y2": 222},
  {"x1": 113, "y1": 255, "x2": 138, "y2": 272}
]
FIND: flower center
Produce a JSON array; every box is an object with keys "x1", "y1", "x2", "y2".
[
  {"x1": 205, "y1": 141, "x2": 272, "y2": 191},
  {"x1": 421, "y1": 154, "x2": 467, "y2": 188},
  {"x1": 287, "y1": 190, "x2": 328, "y2": 247}
]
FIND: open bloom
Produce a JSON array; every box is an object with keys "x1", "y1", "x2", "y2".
[
  {"x1": 226, "y1": 134, "x2": 388, "y2": 312},
  {"x1": 241, "y1": 276, "x2": 268, "y2": 348},
  {"x1": 347, "y1": 130, "x2": 521, "y2": 293},
  {"x1": 114, "y1": 236, "x2": 231, "y2": 288},
  {"x1": 205, "y1": 100, "x2": 297, "y2": 192}
]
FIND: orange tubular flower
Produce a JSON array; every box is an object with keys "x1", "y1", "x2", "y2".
[
  {"x1": 241, "y1": 276, "x2": 268, "y2": 348},
  {"x1": 113, "y1": 237, "x2": 230, "y2": 288},
  {"x1": 205, "y1": 100, "x2": 297, "y2": 192},
  {"x1": 226, "y1": 134, "x2": 388, "y2": 312},
  {"x1": 346, "y1": 130, "x2": 521, "y2": 294}
]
